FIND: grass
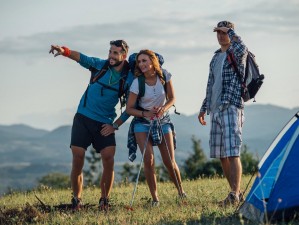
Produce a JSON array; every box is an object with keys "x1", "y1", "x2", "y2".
[{"x1": 0, "y1": 175, "x2": 297, "y2": 225}]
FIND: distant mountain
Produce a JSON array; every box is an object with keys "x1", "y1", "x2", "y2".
[
  {"x1": 0, "y1": 124, "x2": 48, "y2": 138},
  {"x1": 40, "y1": 125, "x2": 72, "y2": 141},
  {"x1": 0, "y1": 124, "x2": 49, "y2": 143},
  {"x1": 0, "y1": 104, "x2": 298, "y2": 194}
]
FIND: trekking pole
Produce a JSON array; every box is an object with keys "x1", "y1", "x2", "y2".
[
  {"x1": 128, "y1": 119, "x2": 154, "y2": 210},
  {"x1": 156, "y1": 118, "x2": 183, "y2": 198},
  {"x1": 234, "y1": 167, "x2": 258, "y2": 214}
]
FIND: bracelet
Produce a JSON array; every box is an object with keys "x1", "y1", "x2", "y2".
[
  {"x1": 61, "y1": 46, "x2": 71, "y2": 57},
  {"x1": 141, "y1": 111, "x2": 145, "y2": 117}
]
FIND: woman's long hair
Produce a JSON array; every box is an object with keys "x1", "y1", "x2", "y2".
[{"x1": 134, "y1": 49, "x2": 164, "y2": 85}]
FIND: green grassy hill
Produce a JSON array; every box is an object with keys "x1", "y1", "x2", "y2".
[{"x1": 1, "y1": 176, "x2": 297, "y2": 225}]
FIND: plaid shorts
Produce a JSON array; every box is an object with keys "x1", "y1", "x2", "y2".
[{"x1": 209, "y1": 105, "x2": 244, "y2": 158}]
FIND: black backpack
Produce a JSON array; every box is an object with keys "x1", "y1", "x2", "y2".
[
  {"x1": 228, "y1": 51, "x2": 265, "y2": 102},
  {"x1": 83, "y1": 60, "x2": 130, "y2": 110}
]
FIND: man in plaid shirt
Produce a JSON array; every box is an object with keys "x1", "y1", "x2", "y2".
[{"x1": 198, "y1": 21, "x2": 248, "y2": 206}]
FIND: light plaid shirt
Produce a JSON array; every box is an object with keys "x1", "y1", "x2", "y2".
[{"x1": 200, "y1": 29, "x2": 248, "y2": 114}]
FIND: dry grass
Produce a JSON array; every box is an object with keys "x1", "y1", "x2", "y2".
[{"x1": 0, "y1": 176, "x2": 297, "y2": 225}]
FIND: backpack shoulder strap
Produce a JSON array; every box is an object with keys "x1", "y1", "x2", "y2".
[
  {"x1": 118, "y1": 61, "x2": 130, "y2": 98},
  {"x1": 83, "y1": 61, "x2": 109, "y2": 107},
  {"x1": 89, "y1": 61, "x2": 110, "y2": 84},
  {"x1": 138, "y1": 72, "x2": 166, "y2": 99},
  {"x1": 162, "y1": 71, "x2": 167, "y2": 97},
  {"x1": 137, "y1": 75, "x2": 146, "y2": 98},
  {"x1": 136, "y1": 71, "x2": 180, "y2": 115},
  {"x1": 118, "y1": 61, "x2": 131, "y2": 111},
  {"x1": 227, "y1": 52, "x2": 243, "y2": 81}
]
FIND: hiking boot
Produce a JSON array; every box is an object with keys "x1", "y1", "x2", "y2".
[
  {"x1": 218, "y1": 192, "x2": 239, "y2": 207},
  {"x1": 239, "y1": 191, "x2": 245, "y2": 202},
  {"x1": 178, "y1": 192, "x2": 187, "y2": 199},
  {"x1": 71, "y1": 197, "x2": 82, "y2": 211},
  {"x1": 99, "y1": 197, "x2": 110, "y2": 211},
  {"x1": 151, "y1": 200, "x2": 160, "y2": 207}
]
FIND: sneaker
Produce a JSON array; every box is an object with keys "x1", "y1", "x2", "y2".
[
  {"x1": 71, "y1": 197, "x2": 82, "y2": 211},
  {"x1": 218, "y1": 192, "x2": 239, "y2": 207},
  {"x1": 99, "y1": 197, "x2": 110, "y2": 211},
  {"x1": 151, "y1": 200, "x2": 160, "y2": 207}
]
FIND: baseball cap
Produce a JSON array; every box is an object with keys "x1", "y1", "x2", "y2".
[{"x1": 217, "y1": 21, "x2": 234, "y2": 29}]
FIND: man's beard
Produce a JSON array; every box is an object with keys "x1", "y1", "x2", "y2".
[{"x1": 109, "y1": 59, "x2": 122, "y2": 67}]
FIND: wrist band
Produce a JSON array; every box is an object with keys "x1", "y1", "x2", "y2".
[{"x1": 61, "y1": 46, "x2": 71, "y2": 57}]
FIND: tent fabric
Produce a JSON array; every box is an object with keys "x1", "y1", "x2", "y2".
[{"x1": 239, "y1": 112, "x2": 299, "y2": 223}]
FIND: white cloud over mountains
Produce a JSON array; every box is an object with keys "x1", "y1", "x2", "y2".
[{"x1": 0, "y1": 0, "x2": 298, "y2": 129}]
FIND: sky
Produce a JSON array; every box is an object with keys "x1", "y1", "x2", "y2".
[{"x1": 0, "y1": 0, "x2": 298, "y2": 130}]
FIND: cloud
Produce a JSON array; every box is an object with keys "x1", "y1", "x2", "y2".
[
  {"x1": 1, "y1": 0, "x2": 298, "y2": 61},
  {"x1": 0, "y1": 17, "x2": 212, "y2": 61},
  {"x1": 1, "y1": 0, "x2": 299, "y2": 129},
  {"x1": 206, "y1": 0, "x2": 299, "y2": 34}
]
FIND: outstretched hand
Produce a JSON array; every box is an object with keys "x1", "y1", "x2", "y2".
[{"x1": 49, "y1": 45, "x2": 64, "y2": 57}]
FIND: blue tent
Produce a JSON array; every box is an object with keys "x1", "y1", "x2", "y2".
[{"x1": 239, "y1": 112, "x2": 299, "y2": 223}]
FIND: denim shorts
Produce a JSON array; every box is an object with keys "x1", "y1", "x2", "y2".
[{"x1": 134, "y1": 123, "x2": 172, "y2": 134}]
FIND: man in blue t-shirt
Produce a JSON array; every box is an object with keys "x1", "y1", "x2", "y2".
[{"x1": 49, "y1": 40, "x2": 133, "y2": 211}]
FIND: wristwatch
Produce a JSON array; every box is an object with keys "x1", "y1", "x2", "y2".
[{"x1": 112, "y1": 122, "x2": 119, "y2": 130}]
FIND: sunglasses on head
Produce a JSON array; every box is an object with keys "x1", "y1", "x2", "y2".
[{"x1": 110, "y1": 40, "x2": 128, "y2": 53}]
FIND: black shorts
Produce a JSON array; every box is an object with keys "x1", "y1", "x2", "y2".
[{"x1": 70, "y1": 113, "x2": 116, "y2": 153}]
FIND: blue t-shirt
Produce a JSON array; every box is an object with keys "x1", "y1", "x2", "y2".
[{"x1": 76, "y1": 53, "x2": 134, "y2": 124}]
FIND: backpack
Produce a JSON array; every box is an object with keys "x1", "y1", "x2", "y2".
[
  {"x1": 83, "y1": 60, "x2": 130, "y2": 110},
  {"x1": 128, "y1": 52, "x2": 180, "y2": 115},
  {"x1": 128, "y1": 52, "x2": 164, "y2": 74},
  {"x1": 227, "y1": 51, "x2": 265, "y2": 102},
  {"x1": 136, "y1": 73, "x2": 167, "y2": 99},
  {"x1": 128, "y1": 52, "x2": 166, "y2": 97}
]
